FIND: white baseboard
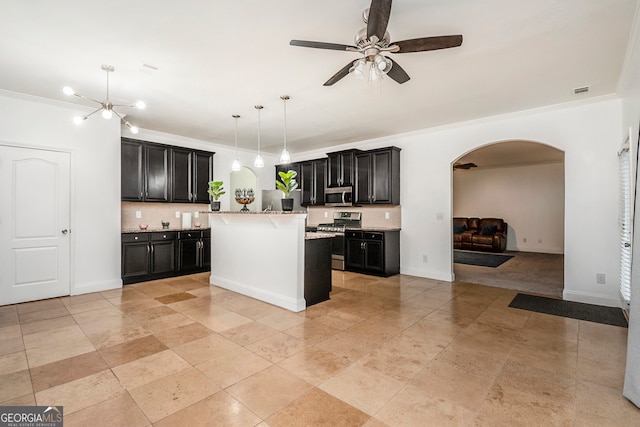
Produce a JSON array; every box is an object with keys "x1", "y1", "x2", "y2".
[
  {"x1": 399, "y1": 267, "x2": 454, "y2": 282},
  {"x1": 211, "y1": 275, "x2": 306, "y2": 312},
  {"x1": 71, "y1": 279, "x2": 122, "y2": 296},
  {"x1": 563, "y1": 289, "x2": 623, "y2": 308}
]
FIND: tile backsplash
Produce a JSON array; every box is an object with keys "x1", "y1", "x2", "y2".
[
  {"x1": 122, "y1": 202, "x2": 210, "y2": 230},
  {"x1": 307, "y1": 205, "x2": 401, "y2": 229}
]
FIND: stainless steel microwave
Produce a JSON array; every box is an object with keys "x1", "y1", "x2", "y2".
[{"x1": 325, "y1": 186, "x2": 353, "y2": 206}]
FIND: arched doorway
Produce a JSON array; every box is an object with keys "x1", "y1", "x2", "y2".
[{"x1": 451, "y1": 140, "x2": 565, "y2": 297}]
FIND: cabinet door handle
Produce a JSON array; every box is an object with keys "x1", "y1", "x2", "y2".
[
  {"x1": 150, "y1": 245, "x2": 154, "y2": 254},
  {"x1": 139, "y1": 191, "x2": 143, "y2": 199},
  {"x1": 147, "y1": 244, "x2": 150, "y2": 254}
]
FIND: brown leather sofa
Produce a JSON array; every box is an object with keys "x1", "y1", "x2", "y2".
[{"x1": 453, "y1": 217, "x2": 507, "y2": 252}]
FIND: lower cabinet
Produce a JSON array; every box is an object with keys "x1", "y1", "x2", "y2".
[
  {"x1": 178, "y1": 230, "x2": 211, "y2": 273},
  {"x1": 345, "y1": 230, "x2": 400, "y2": 277},
  {"x1": 122, "y1": 229, "x2": 210, "y2": 284}
]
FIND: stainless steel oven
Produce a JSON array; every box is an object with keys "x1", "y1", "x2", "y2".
[{"x1": 317, "y1": 212, "x2": 361, "y2": 270}]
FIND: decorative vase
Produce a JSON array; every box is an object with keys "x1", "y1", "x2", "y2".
[
  {"x1": 211, "y1": 200, "x2": 221, "y2": 211},
  {"x1": 281, "y1": 198, "x2": 294, "y2": 212}
]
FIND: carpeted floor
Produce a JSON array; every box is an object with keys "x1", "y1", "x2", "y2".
[
  {"x1": 453, "y1": 250, "x2": 514, "y2": 268},
  {"x1": 454, "y1": 250, "x2": 564, "y2": 298},
  {"x1": 509, "y1": 293, "x2": 628, "y2": 327}
]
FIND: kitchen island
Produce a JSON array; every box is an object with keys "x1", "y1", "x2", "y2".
[{"x1": 206, "y1": 211, "x2": 332, "y2": 312}]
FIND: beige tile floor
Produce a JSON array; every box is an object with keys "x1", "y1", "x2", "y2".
[{"x1": 0, "y1": 271, "x2": 638, "y2": 426}]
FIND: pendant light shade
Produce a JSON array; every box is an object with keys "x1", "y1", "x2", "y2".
[
  {"x1": 231, "y1": 114, "x2": 241, "y2": 172},
  {"x1": 254, "y1": 105, "x2": 264, "y2": 168},
  {"x1": 280, "y1": 95, "x2": 291, "y2": 164}
]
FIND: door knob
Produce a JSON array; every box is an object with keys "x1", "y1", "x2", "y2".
[{"x1": 61, "y1": 229, "x2": 68, "y2": 234}]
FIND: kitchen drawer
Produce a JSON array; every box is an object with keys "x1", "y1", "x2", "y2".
[
  {"x1": 150, "y1": 231, "x2": 177, "y2": 241},
  {"x1": 122, "y1": 233, "x2": 150, "y2": 243},
  {"x1": 363, "y1": 232, "x2": 383, "y2": 241},
  {"x1": 345, "y1": 230, "x2": 362, "y2": 239},
  {"x1": 179, "y1": 230, "x2": 202, "y2": 239}
]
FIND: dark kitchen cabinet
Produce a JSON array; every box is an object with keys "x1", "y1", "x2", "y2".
[
  {"x1": 122, "y1": 138, "x2": 214, "y2": 203},
  {"x1": 327, "y1": 149, "x2": 359, "y2": 188},
  {"x1": 121, "y1": 139, "x2": 144, "y2": 201},
  {"x1": 121, "y1": 231, "x2": 177, "y2": 284},
  {"x1": 300, "y1": 159, "x2": 326, "y2": 206},
  {"x1": 355, "y1": 147, "x2": 401, "y2": 205},
  {"x1": 345, "y1": 230, "x2": 400, "y2": 276},
  {"x1": 178, "y1": 229, "x2": 211, "y2": 273},
  {"x1": 144, "y1": 144, "x2": 171, "y2": 202},
  {"x1": 172, "y1": 149, "x2": 213, "y2": 203}
]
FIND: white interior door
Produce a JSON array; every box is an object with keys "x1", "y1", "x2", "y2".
[{"x1": 0, "y1": 145, "x2": 70, "y2": 305}]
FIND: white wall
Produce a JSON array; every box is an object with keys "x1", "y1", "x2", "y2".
[
  {"x1": 453, "y1": 162, "x2": 565, "y2": 253},
  {"x1": 0, "y1": 90, "x2": 122, "y2": 295},
  {"x1": 297, "y1": 98, "x2": 623, "y2": 307}
]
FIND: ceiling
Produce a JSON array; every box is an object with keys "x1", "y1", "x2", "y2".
[{"x1": 0, "y1": 0, "x2": 637, "y2": 156}]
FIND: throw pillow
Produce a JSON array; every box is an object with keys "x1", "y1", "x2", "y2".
[
  {"x1": 481, "y1": 225, "x2": 498, "y2": 236},
  {"x1": 453, "y1": 224, "x2": 466, "y2": 234}
]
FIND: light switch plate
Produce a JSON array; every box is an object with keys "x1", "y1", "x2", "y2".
[
  {"x1": 135, "y1": 210, "x2": 142, "y2": 219},
  {"x1": 175, "y1": 211, "x2": 181, "y2": 218}
]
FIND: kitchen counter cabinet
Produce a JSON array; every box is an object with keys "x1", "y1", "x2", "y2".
[
  {"x1": 178, "y1": 229, "x2": 211, "y2": 273},
  {"x1": 345, "y1": 230, "x2": 400, "y2": 276}
]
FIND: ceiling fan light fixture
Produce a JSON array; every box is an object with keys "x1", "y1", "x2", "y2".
[
  {"x1": 101, "y1": 108, "x2": 113, "y2": 120},
  {"x1": 135, "y1": 100, "x2": 146, "y2": 110},
  {"x1": 349, "y1": 59, "x2": 367, "y2": 80},
  {"x1": 63, "y1": 86, "x2": 75, "y2": 96}
]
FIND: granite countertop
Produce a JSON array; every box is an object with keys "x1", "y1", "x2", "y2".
[
  {"x1": 202, "y1": 210, "x2": 307, "y2": 215},
  {"x1": 122, "y1": 226, "x2": 210, "y2": 234},
  {"x1": 305, "y1": 232, "x2": 335, "y2": 240}
]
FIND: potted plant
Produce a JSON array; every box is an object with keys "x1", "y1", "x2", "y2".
[
  {"x1": 207, "y1": 181, "x2": 225, "y2": 211},
  {"x1": 275, "y1": 170, "x2": 298, "y2": 211}
]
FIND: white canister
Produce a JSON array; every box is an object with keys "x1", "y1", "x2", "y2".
[{"x1": 182, "y1": 212, "x2": 192, "y2": 229}]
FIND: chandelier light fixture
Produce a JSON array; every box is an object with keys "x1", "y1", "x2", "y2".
[
  {"x1": 231, "y1": 114, "x2": 241, "y2": 172},
  {"x1": 63, "y1": 64, "x2": 145, "y2": 134},
  {"x1": 253, "y1": 105, "x2": 264, "y2": 168},
  {"x1": 280, "y1": 95, "x2": 291, "y2": 164}
]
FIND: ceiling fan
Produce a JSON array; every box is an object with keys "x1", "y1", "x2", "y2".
[
  {"x1": 290, "y1": 0, "x2": 463, "y2": 86},
  {"x1": 453, "y1": 162, "x2": 477, "y2": 170}
]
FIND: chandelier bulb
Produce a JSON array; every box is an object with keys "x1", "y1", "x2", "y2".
[{"x1": 101, "y1": 109, "x2": 113, "y2": 120}]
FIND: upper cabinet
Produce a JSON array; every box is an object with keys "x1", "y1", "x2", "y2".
[
  {"x1": 355, "y1": 147, "x2": 400, "y2": 205},
  {"x1": 300, "y1": 159, "x2": 326, "y2": 206},
  {"x1": 171, "y1": 148, "x2": 213, "y2": 203},
  {"x1": 122, "y1": 138, "x2": 214, "y2": 203},
  {"x1": 326, "y1": 149, "x2": 360, "y2": 188}
]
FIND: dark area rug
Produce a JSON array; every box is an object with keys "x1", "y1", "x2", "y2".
[
  {"x1": 453, "y1": 250, "x2": 514, "y2": 268},
  {"x1": 509, "y1": 293, "x2": 628, "y2": 327}
]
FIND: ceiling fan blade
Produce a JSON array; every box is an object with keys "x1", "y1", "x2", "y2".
[
  {"x1": 323, "y1": 61, "x2": 354, "y2": 86},
  {"x1": 386, "y1": 58, "x2": 410, "y2": 84},
  {"x1": 367, "y1": 0, "x2": 392, "y2": 40},
  {"x1": 290, "y1": 40, "x2": 356, "y2": 51},
  {"x1": 392, "y1": 35, "x2": 463, "y2": 53}
]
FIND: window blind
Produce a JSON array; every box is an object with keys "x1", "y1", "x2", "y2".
[{"x1": 619, "y1": 143, "x2": 632, "y2": 306}]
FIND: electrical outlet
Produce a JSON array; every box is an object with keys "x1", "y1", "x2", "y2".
[
  {"x1": 596, "y1": 273, "x2": 606, "y2": 284},
  {"x1": 135, "y1": 210, "x2": 142, "y2": 219},
  {"x1": 194, "y1": 211, "x2": 199, "y2": 218},
  {"x1": 175, "y1": 211, "x2": 181, "y2": 218},
  {"x1": 385, "y1": 212, "x2": 390, "y2": 220},
  {"x1": 324, "y1": 212, "x2": 328, "y2": 218}
]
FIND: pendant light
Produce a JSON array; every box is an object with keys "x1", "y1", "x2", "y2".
[
  {"x1": 231, "y1": 114, "x2": 241, "y2": 172},
  {"x1": 280, "y1": 95, "x2": 291, "y2": 164},
  {"x1": 254, "y1": 105, "x2": 264, "y2": 168}
]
